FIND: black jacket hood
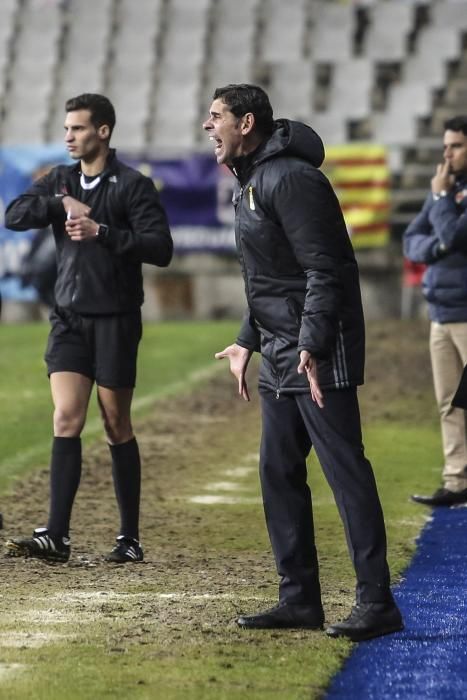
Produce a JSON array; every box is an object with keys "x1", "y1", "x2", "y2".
[
  {"x1": 231, "y1": 119, "x2": 325, "y2": 183},
  {"x1": 257, "y1": 119, "x2": 325, "y2": 168}
]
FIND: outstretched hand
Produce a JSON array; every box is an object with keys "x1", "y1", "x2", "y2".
[
  {"x1": 297, "y1": 350, "x2": 324, "y2": 408},
  {"x1": 215, "y1": 343, "x2": 252, "y2": 401}
]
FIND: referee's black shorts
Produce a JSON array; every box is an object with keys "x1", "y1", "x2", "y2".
[{"x1": 45, "y1": 306, "x2": 143, "y2": 388}]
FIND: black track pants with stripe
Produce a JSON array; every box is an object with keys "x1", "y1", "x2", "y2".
[{"x1": 259, "y1": 388, "x2": 392, "y2": 606}]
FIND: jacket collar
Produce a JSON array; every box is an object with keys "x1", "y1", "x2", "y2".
[
  {"x1": 230, "y1": 141, "x2": 267, "y2": 184},
  {"x1": 72, "y1": 148, "x2": 119, "y2": 178}
]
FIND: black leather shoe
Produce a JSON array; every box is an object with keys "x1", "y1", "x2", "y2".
[
  {"x1": 326, "y1": 602, "x2": 403, "y2": 642},
  {"x1": 411, "y1": 487, "x2": 467, "y2": 506},
  {"x1": 237, "y1": 603, "x2": 324, "y2": 630}
]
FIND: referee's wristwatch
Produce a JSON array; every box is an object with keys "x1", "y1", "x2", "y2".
[
  {"x1": 95, "y1": 223, "x2": 108, "y2": 238},
  {"x1": 433, "y1": 190, "x2": 448, "y2": 201}
]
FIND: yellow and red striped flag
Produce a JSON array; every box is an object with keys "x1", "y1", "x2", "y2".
[{"x1": 322, "y1": 144, "x2": 390, "y2": 249}]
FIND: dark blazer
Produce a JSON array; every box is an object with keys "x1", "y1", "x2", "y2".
[{"x1": 403, "y1": 175, "x2": 467, "y2": 323}]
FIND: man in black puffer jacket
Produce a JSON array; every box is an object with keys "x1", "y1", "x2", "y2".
[
  {"x1": 204, "y1": 84, "x2": 403, "y2": 642},
  {"x1": 5, "y1": 93, "x2": 173, "y2": 565}
]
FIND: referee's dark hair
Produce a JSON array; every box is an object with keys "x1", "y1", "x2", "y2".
[
  {"x1": 213, "y1": 84, "x2": 274, "y2": 137},
  {"x1": 65, "y1": 93, "x2": 116, "y2": 138},
  {"x1": 444, "y1": 115, "x2": 467, "y2": 136}
]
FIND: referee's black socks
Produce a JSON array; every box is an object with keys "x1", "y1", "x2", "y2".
[
  {"x1": 109, "y1": 437, "x2": 141, "y2": 542},
  {"x1": 48, "y1": 436, "x2": 82, "y2": 539}
]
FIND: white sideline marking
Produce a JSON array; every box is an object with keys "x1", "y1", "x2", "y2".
[
  {"x1": 0, "y1": 663, "x2": 24, "y2": 680},
  {"x1": 1, "y1": 590, "x2": 267, "y2": 627},
  {"x1": 187, "y1": 456, "x2": 259, "y2": 504},
  {"x1": 0, "y1": 632, "x2": 72, "y2": 648},
  {"x1": 49, "y1": 591, "x2": 262, "y2": 603},
  {"x1": 204, "y1": 481, "x2": 249, "y2": 492},
  {"x1": 45, "y1": 591, "x2": 266, "y2": 605},
  {"x1": 223, "y1": 466, "x2": 256, "y2": 478},
  {"x1": 0, "y1": 362, "x2": 223, "y2": 472},
  {"x1": 188, "y1": 495, "x2": 262, "y2": 505},
  {"x1": 240, "y1": 452, "x2": 260, "y2": 462},
  {"x1": 155, "y1": 593, "x2": 264, "y2": 600}
]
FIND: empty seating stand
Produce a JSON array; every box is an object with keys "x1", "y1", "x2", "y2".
[
  {"x1": 107, "y1": 0, "x2": 163, "y2": 152},
  {"x1": 148, "y1": 0, "x2": 211, "y2": 152},
  {"x1": 202, "y1": 0, "x2": 259, "y2": 119},
  {"x1": 49, "y1": 0, "x2": 114, "y2": 139},
  {"x1": 404, "y1": 26, "x2": 462, "y2": 90},
  {"x1": 0, "y1": 0, "x2": 18, "y2": 118},
  {"x1": 260, "y1": 0, "x2": 307, "y2": 62},
  {"x1": 431, "y1": 0, "x2": 467, "y2": 30},
  {"x1": 0, "y1": 0, "x2": 465, "y2": 159},
  {"x1": 328, "y1": 58, "x2": 373, "y2": 122},
  {"x1": 310, "y1": 2, "x2": 355, "y2": 62},
  {"x1": 2, "y1": 0, "x2": 62, "y2": 144},
  {"x1": 372, "y1": 81, "x2": 434, "y2": 146},
  {"x1": 267, "y1": 61, "x2": 314, "y2": 121}
]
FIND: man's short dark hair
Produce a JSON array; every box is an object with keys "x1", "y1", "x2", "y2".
[
  {"x1": 444, "y1": 115, "x2": 467, "y2": 135},
  {"x1": 65, "y1": 93, "x2": 116, "y2": 138},
  {"x1": 213, "y1": 84, "x2": 274, "y2": 137}
]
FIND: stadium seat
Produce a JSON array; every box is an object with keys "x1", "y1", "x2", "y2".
[
  {"x1": 310, "y1": 2, "x2": 355, "y2": 61},
  {"x1": 404, "y1": 26, "x2": 462, "y2": 90},
  {"x1": 309, "y1": 111, "x2": 347, "y2": 146},
  {"x1": 266, "y1": 62, "x2": 314, "y2": 121},
  {"x1": 260, "y1": 0, "x2": 307, "y2": 62},
  {"x1": 372, "y1": 82, "x2": 434, "y2": 147},
  {"x1": 431, "y1": 0, "x2": 467, "y2": 29},
  {"x1": 327, "y1": 59, "x2": 373, "y2": 121},
  {"x1": 363, "y1": 1, "x2": 415, "y2": 63}
]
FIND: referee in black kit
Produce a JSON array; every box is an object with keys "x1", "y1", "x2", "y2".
[{"x1": 4, "y1": 93, "x2": 173, "y2": 563}]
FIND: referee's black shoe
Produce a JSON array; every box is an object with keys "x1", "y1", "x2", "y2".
[
  {"x1": 237, "y1": 602, "x2": 324, "y2": 630},
  {"x1": 105, "y1": 535, "x2": 144, "y2": 563},
  {"x1": 326, "y1": 602, "x2": 403, "y2": 642},
  {"x1": 5, "y1": 527, "x2": 70, "y2": 563},
  {"x1": 411, "y1": 487, "x2": 467, "y2": 507}
]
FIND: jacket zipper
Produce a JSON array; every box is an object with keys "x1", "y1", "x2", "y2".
[
  {"x1": 238, "y1": 181, "x2": 280, "y2": 401},
  {"x1": 236, "y1": 186, "x2": 251, "y2": 302}
]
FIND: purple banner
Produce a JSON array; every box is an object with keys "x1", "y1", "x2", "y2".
[{"x1": 121, "y1": 153, "x2": 236, "y2": 254}]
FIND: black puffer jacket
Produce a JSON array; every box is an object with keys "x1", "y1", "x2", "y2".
[
  {"x1": 232, "y1": 119, "x2": 365, "y2": 394},
  {"x1": 5, "y1": 150, "x2": 173, "y2": 314}
]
